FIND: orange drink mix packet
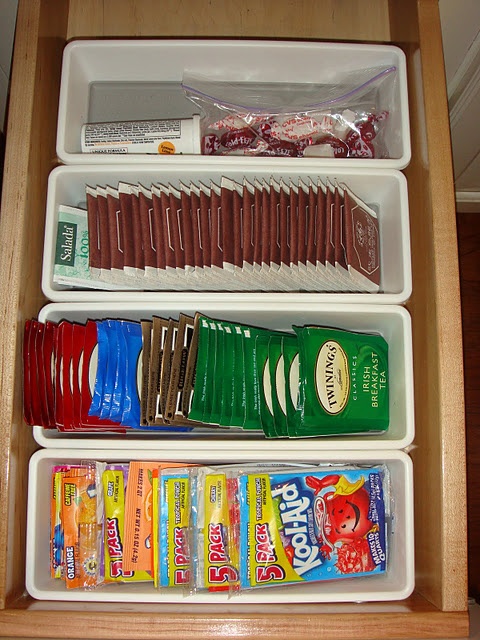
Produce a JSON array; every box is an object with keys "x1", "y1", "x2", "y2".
[
  {"x1": 62, "y1": 466, "x2": 100, "y2": 589},
  {"x1": 123, "y1": 461, "x2": 194, "y2": 574}
]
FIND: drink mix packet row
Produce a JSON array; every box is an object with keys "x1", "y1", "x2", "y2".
[
  {"x1": 50, "y1": 461, "x2": 390, "y2": 593},
  {"x1": 23, "y1": 314, "x2": 388, "y2": 437},
  {"x1": 188, "y1": 314, "x2": 389, "y2": 437},
  {"x1": 50, "y1": 461, "x2": 194, "y2": 587},
  {"x1": 53, "y1": 176, "x2": 380, "y2": 293}
]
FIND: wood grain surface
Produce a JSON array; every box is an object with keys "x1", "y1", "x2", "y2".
[
  {"x1": 0, "y1": 0, "x2": 470, "y2": 637},
  {"x1": 457, "y1": 211, "x2": 480, "y2": 603}
]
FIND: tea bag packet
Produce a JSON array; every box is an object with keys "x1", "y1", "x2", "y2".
[
  {"x1": 253, "y1": 334, "x2": 277, "y2": 438},
  {"x1": 95, "y1": 186, "x2": 114, "y2": 284},
  {"x1": 53, "y1": 205, "x2": 117, "y2": 291},
  {"x1": 85, "y1": 186, "x2": 101, "y2": 279},
  {"x1": 305, "y1": 178, "x2": 320, "y2": 289},
  {"x1": 148, "y1": 317, "x2": 169, "y2": 424},
  {"x1": 110, "y1": 321, "x2": 127, "y2": 423},
  {"x1": 331, "y1": 183, "x2": 355, "y2": 290},
  {"x1": 168, "y1": 184, "x2": 186, "y2": 275},
  {"x1": 138, "y1": 184, "x2": 158, "y2": 280},
  {"x1": 297, "y1": 179, "x2": 318, "y2": 290},
  {"x1": 189, "y1": 182, "x2": 206, "y2": 280},
  {"x1": 218, "y1": 320, "x2": 238, "y2": 427},
  {"x1": 342, "y1": 184, "x2": 381, "y2": 293},
  {"x1": 252, "y1": 178, "x2": 265, "y2": 289},
  {"x1": 129, "y1": 184, "x2": 148, "y2": 281},
  {"x1": 140, "y1": 320, "x2": 152, "y2": 426},
  {"x1": 293, "y1": 326, "x2": 389, "y2": 435},
  {"x1": 268, "y1": 335, "x2": 292, "y2": 438},
  {"x1": 282, "y1": 335, "x2": 301, "y2": 436},
  {"x1": 165, "y1": 314, "x2": 195, "y2": 422},
  {"x1": 106, "y1": 185, "x2": 125, "y2": 282},
  {"x1": 314, "y1": 178, "x2": 335, "y2": 291},
  {"x1": 151, "y1": 184, "x2": 172, "y2": 286},
  {"x1": 177, "y1": 182, "x2": 196, "y2": 279},
  {"x1": 158, "y1": 319, "x2": 179, "y2": 423},
  {"x1": 98, "y1": 319, "x2": 118, "y2": 421},
  {"x1": 242, "y1": 178, "x2": 256, "y2": 281}
]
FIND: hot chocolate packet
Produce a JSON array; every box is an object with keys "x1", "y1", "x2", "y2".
[
  {"x1": 96, "y1": 187, "x2": 114, "y2": 284},
  {"x1": 118, "y1": 183, "x2": 138, "y2": 279},
  {"x1": 314, "y1": 179, "x2": 334, "y2": 291},
  {"x1": 168, "y1": 184, "x2": 186, "y2": 274}
]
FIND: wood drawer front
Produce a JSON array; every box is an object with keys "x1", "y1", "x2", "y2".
[{"x1": 0, "y1": 0, "x2": 468, "y2": 637}]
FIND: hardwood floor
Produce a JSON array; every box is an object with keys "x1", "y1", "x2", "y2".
[{"x1": 457, "y1": 211, "x2": 480, "y2": 602}]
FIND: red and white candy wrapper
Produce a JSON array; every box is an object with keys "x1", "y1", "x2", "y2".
[{"x1": 199, "y1": 108, "x2": 389, "y2": 158}]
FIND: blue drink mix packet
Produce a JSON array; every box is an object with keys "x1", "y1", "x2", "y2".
[{"x1": 237, "y1": 466, "x2": 388, "y2": 589}]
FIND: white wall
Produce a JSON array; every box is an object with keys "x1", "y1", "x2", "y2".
[
  {"x1": 439, "y1": 0, "x2": 480, "y2": 207},
  {"x1": 0, "y1": 0, "x2": 18, "y2": 132}
]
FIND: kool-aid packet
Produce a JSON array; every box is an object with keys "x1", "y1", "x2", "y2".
[{"x1": 235, "y1": 466, "x2": 388, "y2": 589}]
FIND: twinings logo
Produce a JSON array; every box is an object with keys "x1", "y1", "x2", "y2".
[{"x1": 315, "y1": 341, "x2": 350, "y2": 414}]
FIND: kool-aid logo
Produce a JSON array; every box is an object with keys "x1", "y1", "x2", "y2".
[{"x1": 271, "y1": 480, "x2": 322, "y2": 576}]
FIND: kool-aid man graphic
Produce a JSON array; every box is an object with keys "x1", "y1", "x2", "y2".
[{"x1": 240, "y1": 467, "x2": 387, "y2": 588}]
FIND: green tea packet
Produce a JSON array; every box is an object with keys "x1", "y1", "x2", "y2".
[
  {"x1": 293, "y1": 326, "x2": 389, "y2": 436},
  {"x1": 218, "y1": 321, "x2": 238, "y2": 427},
  {"x1": 188, "y1": 316, "x2": 213, "y2": 422},
  {"x1": 242, "y1": 326, "x2": 289, "y2": 431},
  {"x1": 253, "y1": 334, "x2": 277, "y2": 438},
  {"x1": 269, "y1": 335, "x2": 298, "y2": 438},
  {"x1": 282, "y1": 335, "x2": 301, "y2": 437}
]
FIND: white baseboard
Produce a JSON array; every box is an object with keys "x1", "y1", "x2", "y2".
[{"x1": 456, "y1": 191, "x2": 480, "y2": 213}]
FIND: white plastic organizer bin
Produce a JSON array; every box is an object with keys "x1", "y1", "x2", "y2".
[
  {"x1": 26, "y1": 448, "x2": 414, "y2": 603},
  {"x1": 56, "y1": 40, "x2": 411, "y2": 169},
  {"x1": 33, "y1": 301, "x2": 414, "y2": 450},
  {"x1": 42, "y1": 165, "x2": 411, "y2": 304}
]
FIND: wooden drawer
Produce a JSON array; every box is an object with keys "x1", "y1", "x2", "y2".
[{"x1": 0, "y1": 0, "x2": 468, "y2": 637}]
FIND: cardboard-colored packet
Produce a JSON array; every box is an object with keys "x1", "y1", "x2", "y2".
[
  {"x1": 181, "y1": 312, "x2": 200, "y2": 417},
  {"x1": 157, "y1": 319, "x2": 179, "y2": 423},
  {"x1": 146, "y1": 316, "x2": 169, "y2": 425},
  {"x1": 165, "y1": 314, "x2": 195, "y2": 421}
]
